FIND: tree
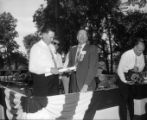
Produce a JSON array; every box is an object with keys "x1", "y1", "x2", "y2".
[
  {"x1": 0, "y1": 12, "x2": 19, "y2": 51},
  {"x1": 33, "y1": 0, "x2": 119, "y2": 52},
  {"x1": 23, "y1": 33, "x2": 40, "y2": 55},
  {"x1": 9, "y1": 52, "x2": 28, "y2": 70},
  {"x1": 112, "y1": 11, "x2": 147, "y2": 54},
  {"x1": 0, "y1": 12, "x2": 19, "y2": 67}
]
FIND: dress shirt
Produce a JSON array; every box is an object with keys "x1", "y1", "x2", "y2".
[
  {"x1": 117, "y1": 49, "x2": 145, "y2": 83},
  {"x1": 75, "y1": 43, "x2": 86, "y2": 64},
  {"x1": 78, "y1": 43, "x2": 86, "y2": 54},
  {"x1": 29, "y1": 40, "x2": 55, "y2": 76}
]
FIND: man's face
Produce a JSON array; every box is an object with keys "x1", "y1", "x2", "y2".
[
  {"x1": 77, "y1": 30, "x2": 88, "y2": 44},
  {"x1": 134, "y1": 42, "x2": 145, "y2": 56},
  {"x1": 43, "y1": 30, "x2": 55, "y2": 45}
]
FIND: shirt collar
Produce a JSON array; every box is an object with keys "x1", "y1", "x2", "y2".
[
  {"x1": 40, "y1": 40, "x2": 48, "y2": 47},
  {"x1": 78, "y1": 43, "x2": 86, "y2": 49}
]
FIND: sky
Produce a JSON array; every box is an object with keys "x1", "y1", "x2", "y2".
[{"x1": 0, "y1": 0, "x2": 46, "y2": 53}]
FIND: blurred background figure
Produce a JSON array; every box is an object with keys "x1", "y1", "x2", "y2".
[
  {"x1": 51, "y1": 36, "x2": 69, "y2": 94},
  {"x1": 61, "y1": 53, "x2": 70, "y2": 94},
  {"x1": 50, "y1": 36, "x2": 63, "y2": 70}
]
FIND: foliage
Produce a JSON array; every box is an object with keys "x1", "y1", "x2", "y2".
[
  {"x1": 0, "y1": 12, "x2": 29, "y2": 70},
  {"x1": 8, "y1": 51, "x2": 28, "y2": 70},
  {"x1": 23, "y1": 33, "x2": 41, "y2": 54},
  {"x1": 0, "y1": 12, "x2": 20, "y2": 69},
  {"x1": 10, "y1": 52, "x2": 28, "y2": 65},
  {"x1": 0, "y1": 12, "x2": 19, "y2": 53},
  {"x1": 112, "y1": 11, "x2": 147, "y2": 54},
  {"x1": 33, "y1": 0, "x2": 120, "y2": 53}
]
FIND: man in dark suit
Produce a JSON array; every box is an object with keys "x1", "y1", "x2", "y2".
[{"x1": 68, "y1": 29, "x2": 98, "y2": 93}]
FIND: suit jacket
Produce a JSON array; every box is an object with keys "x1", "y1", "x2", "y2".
[{"x1": 68, "y1": 44, "x2": 98, "y2": 92}]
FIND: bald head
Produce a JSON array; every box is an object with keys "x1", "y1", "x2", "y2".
[
  {"x1": 134, "y1": 41, "x2": 145, "y2": 56},
  {"x1": 77, "y1": 29, "x2": 88, "y2": 45}
]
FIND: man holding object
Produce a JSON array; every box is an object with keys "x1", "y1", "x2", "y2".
[
  {"x1": 29, "y1": 27, "x2": 59, "y2": 96},
  {"x1": 117, "y1": 37, "x2": 145, "y2": 120}
]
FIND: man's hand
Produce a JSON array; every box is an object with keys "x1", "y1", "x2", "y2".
[
  {"x1": 80, "y1": 84, "x2": 88, "y2": 92},
  {"x1": 133, "y1": 66, "x2": 139, "y2": 72},
  {"x1": 50, "y1": 68, "x2": 59, "y2": 74},
  {"x1": 126, "y1": 81, "x2": 135, "y2": 85}
]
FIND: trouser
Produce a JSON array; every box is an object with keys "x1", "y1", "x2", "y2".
[
  {"x1": 69, "y1": 73, "x2": 79, "y2": 93},
  {"x1": 32, "y1": 73, "x2": 59, "y2": 97},
  {"x1": 61, "y1": 76, "x2": 69, "y2": 94},
  {"x1": 118, "y1": 79, "x2": 134, "y2": 120}
]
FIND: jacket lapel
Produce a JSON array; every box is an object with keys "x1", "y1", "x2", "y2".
[
  {"x1": 73, "y1": 44, "x2": 89, "y2": 65},
  {"x1": 77, "y1": 44, "x2": 89, "y2": 64},
  {"x1": 82, "y1": 44, "x2": 89, "y2": 51}
]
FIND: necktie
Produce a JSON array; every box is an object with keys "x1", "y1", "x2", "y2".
[
  {"x1": 75, "y1": 45, "x2": 82, "y2": 65},
  {"x1": 49, "y1": 47, "x2": 57, "y2": 68},
  {"x1": 134, "y1": 55, "x2": 137, "y2": 67}
]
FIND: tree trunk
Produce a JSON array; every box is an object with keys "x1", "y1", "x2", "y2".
[{"x1": 106, "y1": 16, "x2": 113, "y2": 74}]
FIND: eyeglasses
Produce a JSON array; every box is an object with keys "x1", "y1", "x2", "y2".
[{"x1": 52, "y1": 41, "x2": 60, "y2": 46}]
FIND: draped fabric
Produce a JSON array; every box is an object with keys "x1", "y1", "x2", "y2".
[{"x1": 0, "y1": 86, "x2": 122, "y2": 120}]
